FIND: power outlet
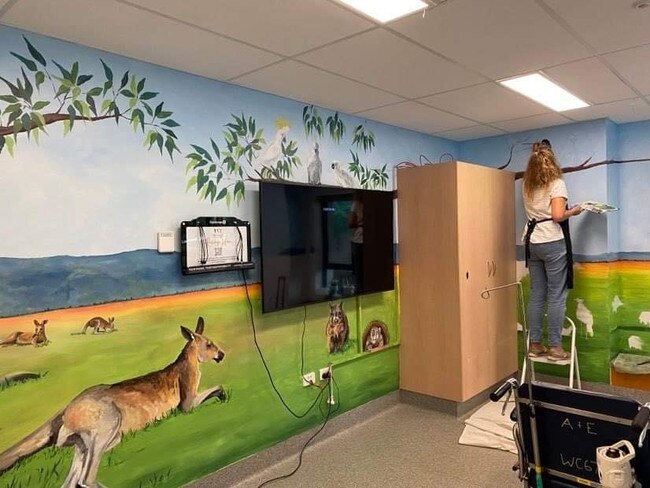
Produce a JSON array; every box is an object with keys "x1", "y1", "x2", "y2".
[
  {"x1": 302, "y1": 372, "x2": 316, "y2": 387},
  {"x1": 319, "y1": 366, "x2": 332, "y2": 381}
]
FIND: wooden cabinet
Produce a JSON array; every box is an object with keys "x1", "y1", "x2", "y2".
[{"x1": 397, "y1": 161, "x2": 516, "y2": 402}]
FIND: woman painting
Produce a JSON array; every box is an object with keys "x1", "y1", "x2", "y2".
[{"x1": 522, "y1": 141, "x2": 583, "y2": 361}]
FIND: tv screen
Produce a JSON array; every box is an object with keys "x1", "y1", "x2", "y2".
[{"x1": 259, "y1": 181, "x2": 394, "y2": 313}]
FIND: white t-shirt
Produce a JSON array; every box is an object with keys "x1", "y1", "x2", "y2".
[{"x1": 522, "y1": 178, "x2": 568, "y2": 244}]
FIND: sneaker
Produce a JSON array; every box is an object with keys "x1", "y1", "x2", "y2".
[
  {"x1": 548, "y1": 347, "x2": 570, "y2": 361},
  {"x1": 528, "y1": 343, "x2": 548, "y2": 358}
]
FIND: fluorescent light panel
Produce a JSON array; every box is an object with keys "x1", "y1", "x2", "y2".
[
  {"x1": 337, "y1": 0, "x2": 428, "y2": 23},
  {"x1": 499, "y1": 73, "x2": 589, "y2": 112}
]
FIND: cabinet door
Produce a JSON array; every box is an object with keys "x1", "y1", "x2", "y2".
[
  {"x1": 457, "y1": 164, "x2": 516, "y2": 400},
  {"x1": 488, "y1": 171, "x2": 517, "y2": 382},
  {"x1": 397, "y1": 164, "x2": 463, "y2": 400}
]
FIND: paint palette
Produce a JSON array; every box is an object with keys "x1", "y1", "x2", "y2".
[{"x1": 579, "y1": 201, "x2": 619, "y2": 214}]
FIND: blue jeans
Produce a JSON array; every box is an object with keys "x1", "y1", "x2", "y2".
[{"x1": 527, "y1": 239, "x2": 568, "y2": 347}]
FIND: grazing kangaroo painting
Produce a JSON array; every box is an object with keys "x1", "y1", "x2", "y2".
[
  {"x1": 82, "y1": 316, "x2": 116, "y2": 334},
  {"x1": 0, "y1": 319, "x2": 48, "y2": 347},
  {"x1": 0, "y1": 316, "x2": 226, "y2": 488}
]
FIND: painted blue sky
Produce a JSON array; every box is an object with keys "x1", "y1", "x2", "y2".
[
  {"x1": 0, "y1": 26, "x2": 456, "y2": 258},
  {"x1": 1, "y1": 26, "x2": 649, "y2": 259},
  {"x1": 461, "y1": 119, "x2": 650, "y2": 255}
]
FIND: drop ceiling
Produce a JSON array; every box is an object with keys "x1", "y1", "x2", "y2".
[{"x1": 1, "y1": 0, "x2": 649, "y2": 141}]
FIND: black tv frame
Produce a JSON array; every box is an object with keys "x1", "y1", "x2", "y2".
[{"x1": 258, "y1": 180, "x2": 394, "y2": 313}]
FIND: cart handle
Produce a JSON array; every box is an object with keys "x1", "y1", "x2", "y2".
[
  {"x1": 633, "y1": 403, "x2": 650, "y2": 447},
  {"x1": 490, "y1": 378, "x2": 518, "y2": 402},
  {"x1": 632, "y1": 404, "x2": 650, "y2": 433}
]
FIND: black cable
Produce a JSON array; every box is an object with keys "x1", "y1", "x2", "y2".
[
  {"x1": 258, "y1": 379, "x2": 334, "y2": 488},
  {"x1": 241, "y1": 270, "x2": 327, "y2": 419},
  {"x1": 198, "y1": 226, "x2": 208, "y2": 264},
  {"x1": 235, "y1": 225, "x2": 244, "y2": 263},
  {"x1": 240, "y1": 269, "x2": 340, "y2": 486},
  {"x1": 300, "y1": 304, "x2": 308, "y2": 378}
]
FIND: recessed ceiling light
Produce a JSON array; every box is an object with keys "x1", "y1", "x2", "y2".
[
  {"x1": 337, "y1": 0, "x2": 428, "y2": 23},
  {"x1": 499, "y1": 73, "x2": 589, "y2": 112}
]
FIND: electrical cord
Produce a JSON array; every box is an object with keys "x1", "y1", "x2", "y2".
[
  {"x1": 234, "y1": 225, "x2": 245, "y2": 263},
  {"x1": 300, "y1": 304, "x2": 308, "y2": 380},
  {"x1": 198, "y1": 226, "x2": 208, "y2": 264},
  {"x1": 241, "y1": 270, "x2": 327, "y2": 419},
  {"x1": 240, "y1": 269, "x2": 341, "y2": 486},
  {"x1": 258, "y1": 378, "x2": 335, "y2": 488},
  {"x1": 318, "y1": 374, "x2": 341, "y2": 419}
]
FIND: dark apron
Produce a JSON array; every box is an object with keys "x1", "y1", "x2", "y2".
[{"x1": 524, "y1": 215, "x2": 574, "y2": 289}]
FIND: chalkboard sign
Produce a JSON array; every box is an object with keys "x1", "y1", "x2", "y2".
[{"x1": 518, "y1": 383, "x2": 650, "y2": 486}]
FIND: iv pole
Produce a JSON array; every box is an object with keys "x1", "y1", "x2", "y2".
[{"x1": 482, "y1": 281, "x2": 544, "y2": 488}]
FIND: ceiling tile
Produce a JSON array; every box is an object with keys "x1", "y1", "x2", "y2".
[
  {"x1": 390, "y1": 0, "x2": 590, "y2": 79},
  {"x1": 563, "y1": 98, "x2": 650, "y2": 124},
  {"x1": 420, "y1": 83, "x2": 550, "y2": 123},
  {"x1": 355, "y1": 101, "x2": 474, "y2": 134},
  {"x1": 493, "y1": 113, "x2": 573, "y2": 132},
  {"x1": 232, "y1": 60, "x2": 403, "y2": 113},
  {"x1": 1, "y1": 0, "x2": 281, "y2": 80},
  {"x1": 297, "y1": 29, "x2": 484, "y2": 98},
  {"x1": 125, "y1": 0, "x2": 374, "y2": 57},
  {"x1": 544, "y1": 58, "x2": 637, "y2": 105},
  {"x1": 543, "y1": 0, "x2": 650, "y2": 54},
  {"x1": 435, "y1": 125, "x2": 505, "y2": 141},
  {"x1": 603, "y1": 45, "x2": 650, "y2": 96}
]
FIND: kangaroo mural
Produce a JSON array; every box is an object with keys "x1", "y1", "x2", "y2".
[
  {"x1": 82, "y1": 316, "x2": 116, "y2": 334},
  {"x1": 0, "y1": 319, "x2": 48, "y2": 347},
  {"x1": 0, "y1": 316, "x2": 226, "y2": 488}
]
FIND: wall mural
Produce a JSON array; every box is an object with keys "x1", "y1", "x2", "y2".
[
  {"x1": 362, "y1": 320, "x2": 390, "y2": 352},
  {"x1": 460, "y1": 121, "x2": 650, "y2": 384},
  {"x1": 3, "y1": 24, "x2": 649, "y2": 488},
  {"x1": 0, "y1": 26, "x2": 427, "y2": 488},
  {"x1": 0, "y1": 36, "x2": 389, "y2": 210}
]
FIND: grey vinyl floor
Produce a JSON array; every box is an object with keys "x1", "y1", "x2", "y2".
[
  {"x1": 193, "y1": 378, "x2": 650, "y2": 488},
  {"x1": 208, "y1": 402, "x2": 521, "y2": 488}
]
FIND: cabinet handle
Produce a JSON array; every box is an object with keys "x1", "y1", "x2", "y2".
[
  {"x1": 493, "y1": 260, "x2": 497, "y2": 276},
  {"x1": 487, "y1": 261, "x2": 493, "y2": 277}
]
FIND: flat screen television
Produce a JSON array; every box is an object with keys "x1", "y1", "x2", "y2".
[{"x1": 259, "y1": 181, "x2": 394, "y2": 313}]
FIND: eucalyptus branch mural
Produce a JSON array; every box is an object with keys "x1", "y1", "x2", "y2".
[
  {"x1": 303, "y1": 104, "x2": 388, "y2": 190},
  {"x1": 185, "y1": 115, "x2": 301, "y2": 206},
  {"x1": 511, "y1": 157, "x2": 650, "y2": 179},
  {"x1": 0, "y1": 37, "x2": 181, "y2": 159},
  {"x1": 304, "y1": 104, "x2": 324, "y2": 185},
  {"x1": 0, "y1": 37, "x2": 394, "y2": 209}
]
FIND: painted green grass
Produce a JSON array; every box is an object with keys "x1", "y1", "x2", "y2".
[
  {"x1": 517, "y1": 263, "x2": 650, "y2": 383},
  {"x1": 0, "y1": 290, "x2": 398, "y2": 488},
  {"x1": 610, "y1": 266, "x2": 650, "y2": 356}
]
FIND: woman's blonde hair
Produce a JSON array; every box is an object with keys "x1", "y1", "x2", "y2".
[{"x1": 523, "y1": 142, "x2": 562, "y2": 197}]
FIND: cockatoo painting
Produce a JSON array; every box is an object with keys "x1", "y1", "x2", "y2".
[
  {"x1": 628, "y1": 335, "x2": 644, "y2": 351},
  {"x1": 254, "y1": 119, "x2": 290, "y2": 177},
  {"x1": 331, "y1": 161, "x2": 356, "y2": 188},
  {"x1": 612, "y1": 295, "x2": 624, "y2": 312},
  {"x1": 575, "y1": 298, "x2": 594, "y2": 338},
  {"x1": 307, "y1": 142, "x2": 322, "y2": 185}
]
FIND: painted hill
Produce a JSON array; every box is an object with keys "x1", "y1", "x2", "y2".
[{"x1": 0, "y1": 249, "x2": 260, "y2": 317}]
